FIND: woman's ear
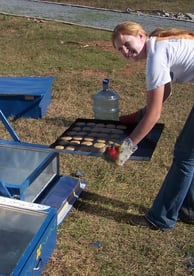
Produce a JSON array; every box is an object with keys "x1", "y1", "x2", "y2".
[{"x1": 138, "y1": 31, "x2": 146, "y2": 40}]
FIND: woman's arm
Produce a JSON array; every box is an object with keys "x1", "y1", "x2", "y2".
[
  {"x1": 163, "y1": 82, "x2": 172, "y2": 102},
  {"x1": 104, "y1": 83, "x2": 171, "y2": 165},
  {"x1": 129, "y1": 84, "x2": 166, "y2": 145},
  {"x1": 119, "y1": 82, "x2": 172, "y2": 124}
]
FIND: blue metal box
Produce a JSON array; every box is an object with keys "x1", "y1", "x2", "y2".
[
  {"x1": 0, "y1": 110, "x2": 87, "y2": 226},
  {"x1": 0, "y1": 76, "x2": 54, "y2": 118},
  {"x1": 0, "y1": 142, "x2": 86, "y2": 226},
  {"x1": 0, "y1": 112, "x2": 87, "y2": 275},
  {"x1": 0, "y1": 144, "x2": 59, "y2": 201},
  {"x1": 0, "y1": 103, "x2": 88, "y2": 274},
  {"x1": 0, "y1": 196, "x2": 57, "y2": 276}
]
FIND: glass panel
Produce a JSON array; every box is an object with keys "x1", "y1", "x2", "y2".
[
  {"x1": 24, "y1": 157, "x2": 58, "y2": 202},
  {"x1": 0, "y1": 146, "x2": 50, "y2": 185},
  {"x1": 0, "y1": 205, "x2": 47, "y2": 275}
]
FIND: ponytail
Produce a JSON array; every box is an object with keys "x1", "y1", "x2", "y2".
[{"x1": 149, "y1": 28, "x2": 194, "y2": 38}]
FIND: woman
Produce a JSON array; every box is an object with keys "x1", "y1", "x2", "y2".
[{"x1": 109, "y1": 21, "x2": 194, "y2": 230}]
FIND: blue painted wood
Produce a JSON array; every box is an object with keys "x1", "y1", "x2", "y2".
[{"x1": 0, "y1": 76, "x2": 54, "y2": 118}]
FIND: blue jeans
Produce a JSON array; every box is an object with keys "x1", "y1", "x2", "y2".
[{"x1": 146, "y1": 105, "x2": 194, "y2": 230}]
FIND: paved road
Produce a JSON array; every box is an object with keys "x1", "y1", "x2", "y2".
[{"x1": 0, "y1": 0, "x2": 194, "y2": 32}]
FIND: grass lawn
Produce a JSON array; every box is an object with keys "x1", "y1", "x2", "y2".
[
  {"x1": 0, "y1": 4, "x2": 193, "y2": 275},
  {"x1": 42, "y1": 0, "x2": 194, "y2": 14}
]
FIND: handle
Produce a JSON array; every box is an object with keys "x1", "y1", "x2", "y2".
[{"x1": 33, "y1": 258, "x2": 43, "y2": 272}]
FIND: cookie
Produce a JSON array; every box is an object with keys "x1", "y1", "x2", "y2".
[
  {"x1": 65, "y1": 146, "x2": 75, "y2": 151},
  {"x1": 96, "y1": 123, "x2": 105, "y2": 127},
  {"x1": 108, "y1": 141, "x2": 120, "y2": 147},
  {"x1": 76, "y1": 122, "x2": 86, "y2": 126},
  {"x1": 81, "y1": 141, "x2": 93, "y2": 146},
  {"x1": 83, "y1": 127, "x2": 91, "y2": 131},
  {"x1": 106, "y1": 124, "x2": 116, "y2": 128},
  {"x1": 102, "y1": 128, "x2": 111, "y2": 133},
  {"x1": 108, "y1": 140, "x2": 114, "y2": 145},
  {"x1": 72, "y1": 136, "x2": 83, "y2": 141},
  {"x1": 84, "y1": 137, "x2": 94, "y2": 142},
  {"x1": 111, "y1": 129, "x2": 124, "y2": 134},
  {"x1": 93, "y1": 143, "x2": 106, "y2": 153},
  {"x1": 55, "y1": 145, "x2": 64, "y2": 150},
  {"x1": 86, "y1": 122, "x2": 96, "y2": 126},
  {"x1": 89, "y1": 132, "x2": 99, "y2": 137},
  {"x1": 57, "y1": 139, "x2": 68, "y2": 146},
  {"x1": 110, "y1": 134, "x2": 120, "y2": 139},
  {"x1": 97, "y1": 139, "x2": 106, "y2": 143},
  {"x1": 93, "y1": 142, "x2": 106, "y2": 148},
  {"x1": 71, "y1": 140, "x2": 81, "y2": 145},
  {"x1": 60, "y1": 136, "x2": 72, "y2": 141},
  {"x1": 72, "y1": 127, "x2": 81, "y2": 131},
  {"x1": 92, "y1": 127, "x2": 103, "y2": 132},
  {"x1": 96, "y1": 133, "x2": 104, "y2": 137},
  {"x1": 79, "y1": 132, "x2": 87, "y2": 136},
  {"x1": 99, "y1": 133, "x2": 108, "y2": 138},
  {"x1": 66, "y1": 131, "x2": 77, "y2": 136},
  {"x1": 116, "y1": 124, "x2": 127, "y2": 130}
]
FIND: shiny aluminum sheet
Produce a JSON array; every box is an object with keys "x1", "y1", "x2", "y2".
[
  {"x1": 0, "y1": 144, "x2": 58, "y2": 201},
  {"x1": 0, "y1": 203, "x2": 47, "y2": 275}
]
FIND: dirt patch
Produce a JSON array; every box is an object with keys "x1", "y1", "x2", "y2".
[
  {"x1": 63, "y1": 40, "x2": 145, "y2": 81},
  {"x1": 63, "y1": 40, "x2": 117, "y2": 53},
  {"x1": 88, "y1": 40, "x2": 116, "y2": 52},
  {"x1": 118, "y1": 61, "x2": 146, "y2": 77}
]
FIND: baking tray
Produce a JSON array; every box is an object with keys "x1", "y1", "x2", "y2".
[{"x1": 50, "y1": 118, "x2": 164, "y2": 160}]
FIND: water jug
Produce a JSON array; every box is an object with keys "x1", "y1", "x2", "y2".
[{"x1": 92, "y1": 79, "x2": 119, "y2": 120}]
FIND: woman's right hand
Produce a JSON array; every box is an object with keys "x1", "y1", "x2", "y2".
[{"x1": 119, "y1": 108, "x2": 145, "y2": 125}]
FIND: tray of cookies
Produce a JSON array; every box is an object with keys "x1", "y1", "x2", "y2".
[{"x1": 50, "y1": 118, "x2": 164, "y2": 160}]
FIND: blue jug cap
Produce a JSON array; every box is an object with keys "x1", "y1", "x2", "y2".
[{"x1": 103, "y1": 79, "x2": 109, "y2": 85}]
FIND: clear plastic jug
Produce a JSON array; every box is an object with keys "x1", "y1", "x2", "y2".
[{"x1": 92, "y1": 79, "x2": 119, "y2": 120}]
